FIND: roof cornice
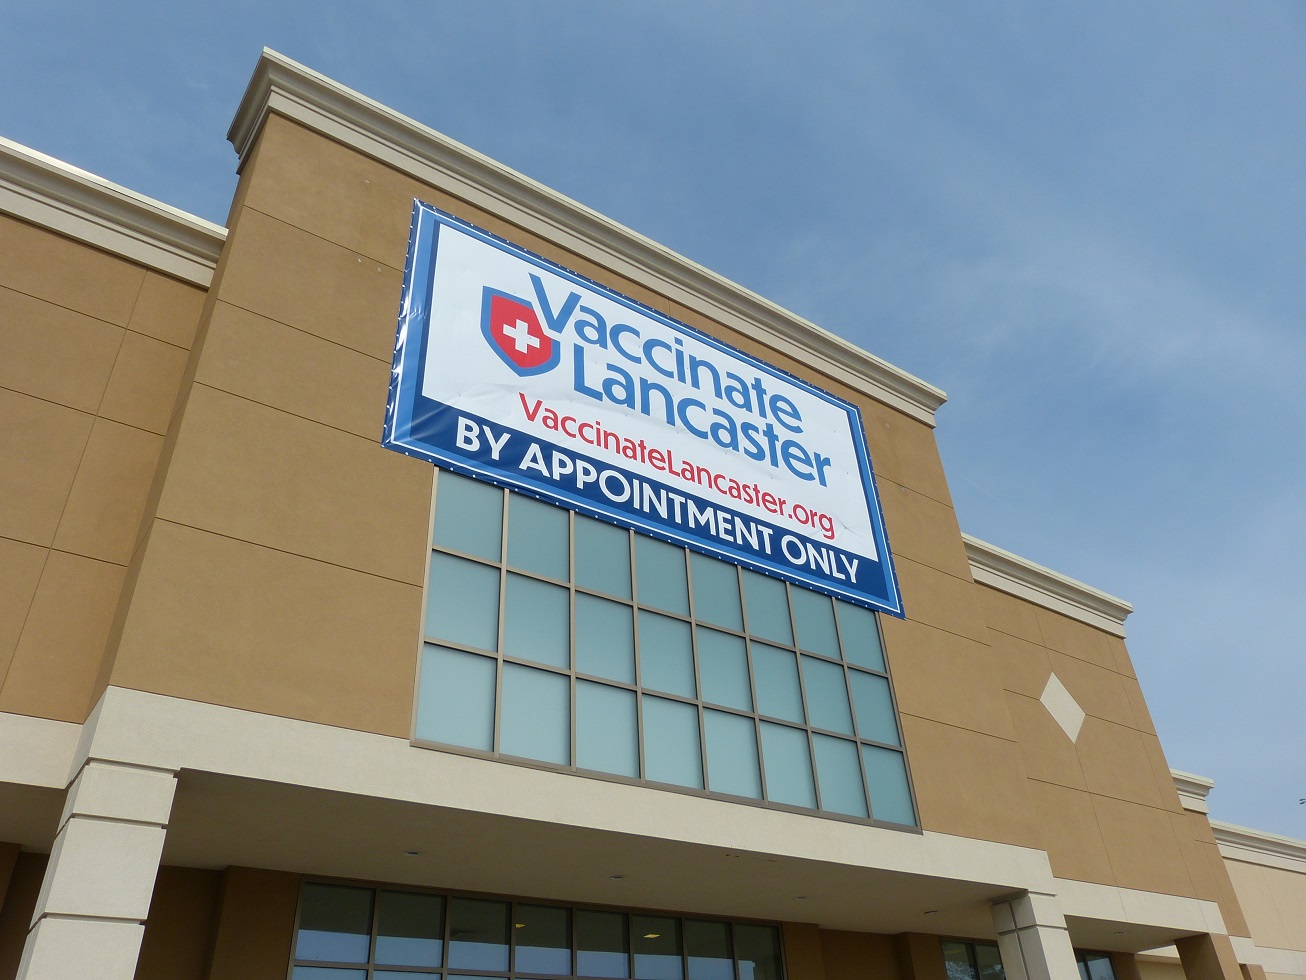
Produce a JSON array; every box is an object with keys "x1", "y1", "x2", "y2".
[
  {"x1": 1170, "y1": 769, "x2": 1215, "y2": 814},
  {"x1": 1213, "y1": 820, "x2": 1306, "y2": 870},
  {"x1": 0, "y1": 136, "x2": 225, "y2": 287},
  {"x1": 228, "y1": 49, "x2": 946, "y2": 426},
  {"x1": 963, "y1": 534, "x2": 1132, "y2": 637}
]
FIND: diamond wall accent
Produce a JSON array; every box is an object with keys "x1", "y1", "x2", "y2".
[{"x1": 1040, "y1": 672, "x2": 1085, "y2": 743}]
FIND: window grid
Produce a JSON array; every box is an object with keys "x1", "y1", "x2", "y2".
[{"x1": 417, "y1": 470, "x2": 917, "y2": 828}]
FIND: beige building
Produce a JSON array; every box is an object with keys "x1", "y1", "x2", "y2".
[{"x1": 0, "y1": 49, "x2": 1302, "y2": 980}]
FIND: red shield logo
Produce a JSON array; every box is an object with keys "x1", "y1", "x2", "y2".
[{"x1": 482, "y1": 287, "x2": 559, "y2": 376}]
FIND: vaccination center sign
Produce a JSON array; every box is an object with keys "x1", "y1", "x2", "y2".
[{"x1": 384, "y1": 202, "x2": 904, "y2": 616}]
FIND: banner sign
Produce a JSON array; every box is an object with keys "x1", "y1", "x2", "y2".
[{"x1": 384, "y1": 201, "x2": 903, "y2": 616}]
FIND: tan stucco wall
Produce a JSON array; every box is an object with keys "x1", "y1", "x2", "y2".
[
  {"x1": 134, "y1": 866, "x2": 223, "y2": 980},
  {"x1": 0, "y1": 852, "x2": 46, "y2": 980},
  {"x1": 206, "y1": 866, "x2": 300, "y2": 980},
  {"x1": 1224, "y1": 857, "x2": 1306, "y2": 954}
]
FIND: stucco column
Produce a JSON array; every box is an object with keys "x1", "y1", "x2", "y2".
[
  {"x1": 991, "y1": 891, "x2": 1081, "y2": 980},
  {"x1": 1175, "y1": 933, "x2": 1243, "y2": 980},
  {"x1": 16, "y1": 760, "x2": 177, "y2": 979}
]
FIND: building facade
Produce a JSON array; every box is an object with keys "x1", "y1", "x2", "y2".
[{"x1": 0, "y1": 49, "x2": 1302, "y2": 980}]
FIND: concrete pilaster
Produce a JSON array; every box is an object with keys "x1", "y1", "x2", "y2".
[
  {"x1": 1175, "y1": 933, "x2": 1243, "y2": 980},
  {"x1": 991, "y1": 891, "x2": 1081, "y2": 980}
]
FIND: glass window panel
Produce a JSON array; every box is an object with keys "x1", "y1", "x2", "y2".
[
  {"x1": 811, "y1": 734, "x2": 868, "y2": 818},
  {"x1": 1078, "y1": 964, "x2": 1091, "y2": 980},
  {"x1": 507, "y1": 493, "x2": 569, "y2": 580},
  {"x1": 575, "y1": 909, "x2": 629, "y2": 978},
  {"x1": 426, "y1": 552, "x2": 500, "y2": 652},
  {"x1": 976, "y1": 944, "x2": 1006, "y2": 980},
  {"x1": 800, "y1": 656, "x2": 853, "y2": 735},
  {"x1": 294, "y1": 970, "x2": 367, "y2": 980},
  {"x1": 735, "y1": 925, "x2": 782, "y2": 980},
  {"x1": 448, "y1": 898, "x2": 510, "y2": 971},
  {"x1": 641, "y1": 696, "x2": 703, "y2": 789},
  {"x1": 750, "y1": 643, "x2": 804, "y2": 723},
  {"x1": 638, "y1": 612, "x2": 696, "y2": 698},
  {"x1": 635, "y1": 536, "x2": 689, "y2": 615},
  {"x1": 741, "y1": 570, "x2": 792, "y2": 645},
  {"x1": 790, "y1": 588, "x2": 839, "y2": 658},
  {"x1": 514, "y1": 904, "x2": 571, "y2": 975},
  {"x1": 697, "y1": 628, "x2": 752, "y2": 711},
  {"x1": 835, "y1": 601, "x2": 885, "y2": 671},
  {"x1": 1083, "y1": 954, "x2": 1114, "y2": 980},
  {"x1": 684, "y1": 920, "x2": 732, "y2": 980},
  {"x1": 575, "y1": 515, "x2": 632, "y2": 599},
  {"x1": 760, "y1": 722, "x2": 816, "y2": 808},
  {"x1": 576, "y1": 681, "x2": 639, "y2": 777},
  {"x1": 689, "y1": 553, "x2": 742, "y2": 630},
  {"x1": 501, "y1": 664, "x2": 570, "y2": 765},
  {"x1": 503, "y1": 574, "x2": 570, "y2": 669},
  {"x1": 376, "y1": 890, "x2": 444, "y2": 967},
  {"x1": 849, "y1": 671, "x2": 899, "y2": 746},
  {"x1": 942, "y1": 942, "x2": 978, "y2": 980},
  {"x1": 416, "y1": 645, "x2": 496, "y2": 751},
  {"x1": 703, "y1": 709, "x2": 761, "y2": 799},
  {"x1": 295, "y1": 883, "x2": 373, "y2": 963},
  {"x1": 863, "y1": 744, "x2": 916, "y2": 825},
  {"x1": 433, "y1": 470, "x2": 502, "y2": 561},
  {"x1": 576, "y1": 594, "x2": 636, "y2": 684},
  {"x1": 633, "y1": 916, "x2": 681, "y2": 980}
]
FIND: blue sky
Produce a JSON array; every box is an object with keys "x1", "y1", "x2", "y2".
[{"x1": 3, "y1": 2, "x2": 1303, "y2": 839}]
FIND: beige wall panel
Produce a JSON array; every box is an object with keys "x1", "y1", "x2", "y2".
[
  {"x1": 133, "y1": 866, "x2": 222, "y2": 980},
  {"x1": 127, "y1": 272, "x2": 206, "y2": 350},
  {"x1": 891, "y1": 559, "x2": 989, "y2": 644},
  {"x1": 0, "y1": 284, "x2": 122, "y2": 413},
  {"x1": 0, "y1": 214, "x2": 145, "y2": 325},
  {"x1": 975, "y1": 584, "x2": 1045, "y2": 645},
  {"x1": 1004, "y1": 691, "x2": 1088, "y2": 791},
  {"x1": 1210, "y1": 854, "x2": 1251, "y2": 938},
  {"x1": 111, "y1": 520, "x2": 422, "y2": 737},
  {"x1": 1025, "y1": 778, "x2": 1115, "y2": 885},
  {"x1": 1046, "y1": 651, "x2": 1136, "y2": 728},
  {"x1": 0, "y1": 388, "x2": 93, "y2": 547},
  {"x1": 0, "y1": 852, "x2": 46, "y2": 980},
  {"x1": 52, "y1": 418, "x2": 163, "y2": 565},
  {"x1": 0, "y1": 538, "x2": 46, "y2": 682},
  {"x1": 1139, "y1": 734, "x2": 1184, "y2": 814},
  {"x1": 215, "y1": 207, "x2": 404, "y2": 361},
  {"x1": 157, "y1": 383, "x2": 430, "y2": 585},
  {"x1": 1138, "y1": 960, "x2": 1186, "y2": 980},
  {"x1": 1105, "y1": 636, "x2": 1138, "y2": 679},
  {"x1": 195, "y1": 302, "x2": 391, "y2": 441},
  {"x1": 1262, "y1": 862, "x2": 1306, "y2": 951},
  {"x1": 1224, "y1": 860, "x2": 1292, "y2": 950},
  {"x1": 98, "y1": 330, "x2": 189, "y2": 435},
  {"x1": 857, "y1": 400, "x2": 953, "y2": 508},
  {"x1": 894, "y1": 932, "x2": 948, "y2": 980},
  {"x1": 880, "y1": 618, "x2": 1016, "y2": 740},
  {"x1": 1171, "y1": 815, "x2": 1225, "y2": 903},
  {"x1": 1091, "y1": 795, "x2": 1195, "y2": 897},
  {"x1": 207, "y1": 867, "x2": 300, "y2": 980},
  {"x1": 987, "y1": 629, "x2": 1052, "y2": 699},
  {"x1": 1076, "y1": 719, "x2": 1166, "y2": 808},
  {"x1": 899, "y1": 715, "x2": 1036, "y2": 846},
  {"x1": 1033, "y1": 608, "x2": 1116, "y2": 670},
  {"x1": 783, "y1": 922, "x2": 827, "y2": 980},
  {"x1": 875, "y1": 478, "x2": 971, "y2": 579},
  {"x1": 820, "y1": 929, "x2": 900, "y2": 980},
  {"x1": 0, "y1": 550, "x2": 126, "y2": 723},
  {"x1": 1120, "y1": 674, "x2": 1157, "y2": 735}
]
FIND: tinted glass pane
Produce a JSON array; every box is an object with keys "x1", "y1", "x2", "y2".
[
  {"x1": 689, "y1": 553, "x2": 742, "y2": 630},
  {"x1": 575, "y1": 516, "x2": 631, "y2": 599},
  {"x1": 751, "y1": 643, "x2": 804, "y2": 723},
  {"x1": 790, "y1": 588, "x2": 839, "y2": 657},
  {"x1": 800, "y1": 656, "x2": 853, "y2": 735},
  {"x1": 976, "y1": 944, "x2": 1006, "y2": 980},
  {"x1": 863, "y1": 745, "x2": 916, "y2": 825},
  {"x1": 416, "y1": 645, "x2": 496, "y2": 751},
  {"x1": 638, "y1": 612, "x2": 696, "y2": 698},
  {"x1": 642, "y1": 696, "x2": 703, "y2": 789},
  {"x1": 296, "y1": 883, "x2": 373, "y2": 962},
  {"x1": 576, "y1": 909, "x2": 628, "y2": 978},
  {"x1": 811, "y1": 734, "x2": 868, "y2": 817},
  {"x1": 849, "y1": 671, "x2": 899, "y2": 746},
  {"x1": 576, "y1": 594, "x2": 635, "y2": 684},
  {"x1": 835, "y1": 601, "x2": 885, "y2": 670},
  {"x1": 684, "y1": 920, "x2": 731, "y2": 980},
  {"x1": 448, "y1": 898, "x2": 509, "y2": 971},
  {"x1": 376, "y1": 890, "x2": 444, "y2": 967},
  {"x1": 635, "y1": 536, "x2": 689, "y2": 615},
  {"x1": 1078, "y1": 965, "x2": 1091, "y2": 980},
  {"x1": 735, "y1": 925, "x2": 782, "y2": 980},
  {"x1": 697, "y1": 628, "x2": 751, "y2": 711},
  {"x1": 433, "y1": 471, "x2": 502, "y2": 561},
  {"x1": 426, "y1": 552, "x2": 499, "y2": 652},
  {"x1": 633, "y1": 916, "x2": 681, "y2": 980},
  {"x1": 1083, "y1": 954, "x2": 1114, "y2": 980},
  {"x1": 942, "y1": 942, "x2": 977, "y2": 980},
  {"x1": 293, "y1": 970, "x2": 367, "y2": 980},
  {"x1": 514, "y1": 904, "x2": 570, "y2": 975},
  {"x1": 703, "y1": 709, "x2": 761, "y2": 798},
  {"x1": 576, "y1": 681, "x2": 639, "y2": 777},
  {"x1": 503, "y1": 574, "x2": 570, "y2": 669},
  {"x1": 741, "y1": 569, "x2": 792, "y2": 645},
  {"x1": 507, "y1": 493, "x2": 569, "y2": 580},
  {"x1": 760, "y1": 722, "x2": 816, "y2": 808},
  {"x1": 501, "y1": 663, "x2": 570, "y2": 765}
]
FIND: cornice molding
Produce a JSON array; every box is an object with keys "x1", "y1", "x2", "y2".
[
  {"x1": 1213, "y1": 820, "x2": 1306, "y2": 870},
  {"x1": 1171, "y1": 769, "x2": 1215, "y2": 814},
  {"x1": 0, "y1": 136, "x2": 225, "y2": 287},
  {"x1": 228, "y1": 49, "x2": 947, "y2": 426},
  {"x1": 963, "y1": 534, "x2": 1132, "y2": 637}
]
